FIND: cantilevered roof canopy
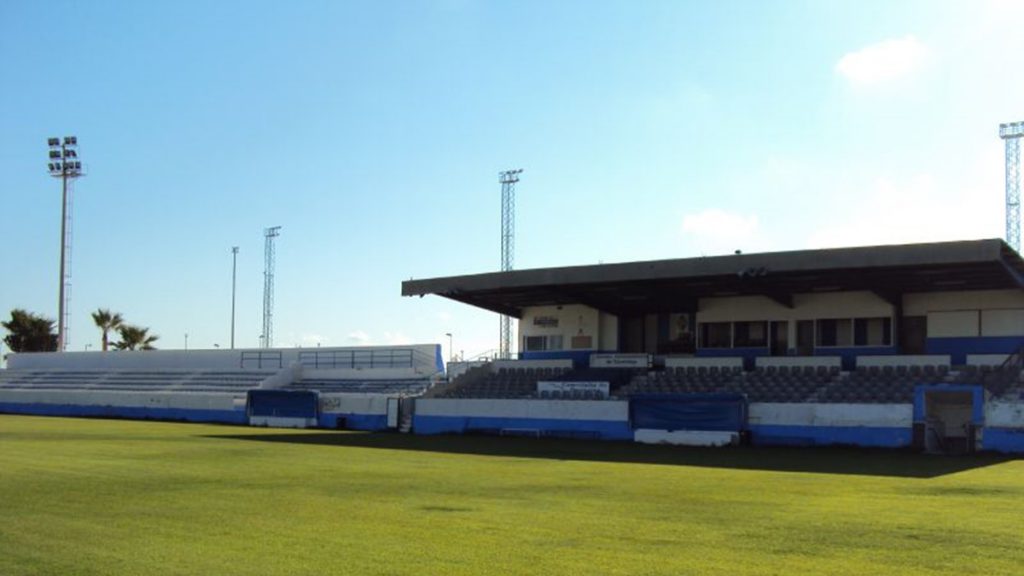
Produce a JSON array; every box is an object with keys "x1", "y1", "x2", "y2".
[{"x1": 402, "y1": 239, "x2": 1024, "y2": 317}]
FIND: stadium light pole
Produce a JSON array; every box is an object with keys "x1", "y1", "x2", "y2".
[
  {"x1": 47, "y1": 136, "x2": 83, "y2": 351},
  {"x1": 230, "y1": 246, "x2": 239, "y2": 349}
]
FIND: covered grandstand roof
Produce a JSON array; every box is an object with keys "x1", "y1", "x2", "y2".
[{"x1": 401, "y1": 238, "x2": 1024, "y2": 317}]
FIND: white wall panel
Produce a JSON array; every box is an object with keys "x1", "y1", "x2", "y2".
[
  {"x1": 927, "y1": 311, "x2": 979, "y2": 337},
  {"x1": 980, "y1": 309, "x2": 1024, "y2": 337},
  {"x1": 749, "y1": 402, "x2": 913, "y2": 427},
  {"x1": 904, "y1": 289, "x2": 1024, "y2": 315},
  {"x1": 986, "y1": 400, "x2": 1024, "y2": 427}
]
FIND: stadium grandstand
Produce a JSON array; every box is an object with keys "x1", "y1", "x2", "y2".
[
  {"x1": 3, "y1": 238, "x2": 1024, "y2": 455},
  {"x1": 0, "y1": 344, "x2": 444, "y2": 431},
  {"x1": 403, "y1": 238, "x2": 1024, "y2": 454}
]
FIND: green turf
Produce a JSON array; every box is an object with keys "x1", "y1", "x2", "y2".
[{"x1": 1, "y1": 415, "x2": 1021, "y2": 576}]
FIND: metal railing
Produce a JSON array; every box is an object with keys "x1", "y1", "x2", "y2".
[
  {"x1": 240, "y1": 351, "x2": 283, "y2": 370},
  {"x1": 298, "y1": 348, "x2": 416, "y2": 370}
]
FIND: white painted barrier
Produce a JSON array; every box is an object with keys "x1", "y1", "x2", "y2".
[
  {"x1": 634, "y1": 429, "x2": 738, "y2": 447},
  {"x1": 966, "y1": 354, "x2": 1010, "y2": 367},
  {"x1": 755, "y1": 356, "x2": 841, "y2": 369},
  {"x1": 749, "y1": 403, "x2": 912, "y2": 427},
  {"x1": 491, "y1": 359, "x2": 573, "y2": 371},
  {"x1": 590, "y1": 354, "x2": 651, "y2": 368},
  {"x1": 664, "y1": 357, "x2": 743, "y2": 369},
  {"x1": 986, "y1": 400, "x2": 1024, "y2": 428},
  {"x1": 856, "y1": 355, "x2": 951, "y2": 368}
]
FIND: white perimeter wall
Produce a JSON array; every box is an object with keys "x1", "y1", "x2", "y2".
[
  {"x1": 749, "y1": 403, "x2": 913, "y2": 427},
  {"x1": 320, "y1": 394, "x2": 389, "y2": 415},
  {"x1": 986, "y1": 399, "x2": 1024, "y2": 428}
]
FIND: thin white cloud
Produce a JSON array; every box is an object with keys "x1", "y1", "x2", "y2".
[
  {"x1": 806, "y1": 169, "x2": 1001, "y2": 249},
  {"x1": 347, "y1": 330, "x2": 370, "y2": 344},
  {"x1": 383, "y1": 331, "x2": 412, "y2": 346},
  {"x1": 836, "y1": 35, "x2": 927, "y2": 85},
  {"x1": 680, "y1": 208, "x2": 760, "y2": 255},
  {"x1": 300, "y1": 333, "x2": 325, "y2": 347}
]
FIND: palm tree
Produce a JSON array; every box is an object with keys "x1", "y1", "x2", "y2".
[
  {"x1": 112, "y1": 325, "x2": 159, "y2": 351},
  {"x1": 91, "y1": 308, "x2": 124, "y2": 351},
  {"x1": 2, "y1": 309, "x2": 58, "y2": 352}
]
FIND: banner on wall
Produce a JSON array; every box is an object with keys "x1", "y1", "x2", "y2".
[
  {"x1": 537, "y1": 381, "x2": 609, "y2": 398},
  {"x1": 590, "y1": 354, "x2": 652, "y2": 368}
]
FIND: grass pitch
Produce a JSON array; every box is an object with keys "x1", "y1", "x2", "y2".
[{"x1": 1, "y1": 415, "x2": 1021, "y2": 576}]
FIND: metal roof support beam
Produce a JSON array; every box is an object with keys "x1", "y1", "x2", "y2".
[
  {"x1": 999, "y1": 260, "x2": 1024, "y2": 289},
  {"x1": 870, "y1": 289, "x2": 903, "y2": 307},
  {"x1": 761, "y1": 291, "x2": 794, "y2": 309}
]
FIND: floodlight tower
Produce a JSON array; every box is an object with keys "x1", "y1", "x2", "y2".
[
  {"x1": 261, "y1": 227, "x2": 281, "y2": 349},
  {"x1": 230, "y1": 246, "x2": 239, "y2": 349},
  {"x1": 47, "y1": 136, "x2": 84, "y2": 352},
  {"x1": 1000, "y1": 122, "x2": 1024, "y2": 252},
  {"x1": 499, "y1": 169, "x2": 522, "y2": 360}
]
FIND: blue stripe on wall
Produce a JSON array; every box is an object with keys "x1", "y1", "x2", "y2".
[
  {"x1": 0, "y1": 402, "x2": 247, "y2": 424},
  {"x1": 749, "y1": 424, "x2": 912, "y2": 448},
  {"x1": 519, "y1": 350, "x2": 607, "y2": 367},
  {"x1": 926, "y1": 336, "x2": 1024, "y2": 365},
  {"x1": 413, "y1": 414, "x2": 634, "y2": 440},
  {"x1": 982, "y1": 427, "x2": 1024, "y2": 453}
]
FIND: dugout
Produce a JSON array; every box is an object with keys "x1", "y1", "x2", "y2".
[{"x1": 247, "y1": 389, "x2": 320, "y2": 428}]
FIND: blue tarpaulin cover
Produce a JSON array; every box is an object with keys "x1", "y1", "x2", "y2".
[{"x1": 629, "y1": 393, "x2": 747, "y2": 432}]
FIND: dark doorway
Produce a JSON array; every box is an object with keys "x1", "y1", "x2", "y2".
[
  {"x1": 621, "y1": 315, "x2": 645, "y2": 353},
  {"x1": 901, "y1": 316, "x2": 927, "y2": 355},
  {"x1": 770, "y1": 321, "x2": 789, "y2": 356},
  {"x1": 796, "y1": 320, "x2": 814, "y2": 356}
]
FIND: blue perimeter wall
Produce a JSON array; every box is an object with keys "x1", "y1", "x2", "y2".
[
  {"x1": 982, "y1": 428, "x2": 1024, "y2": 453},
  {"x1": 413, "y1": 414, "x2": 634, "y2": 440},
  {"x1": 0, "y1": 402, "x2": 248, "y2": 424},
  {"x1": 319, "y1": 412, "x2": 388, "y2": 431},
  {"x1": 926, "y1": 336, "x2": 1024, "y2": 365},
  {"x1": 748, "y1": 424, "x2": 912, "y2": 448},
  {"x1": 0, "y1": 402, "x2": 392, "y2": 431}
]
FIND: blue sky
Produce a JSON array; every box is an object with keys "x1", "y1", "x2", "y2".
[{"x1": 1, "y1": 0, "x2": 1022, "y2": 359}]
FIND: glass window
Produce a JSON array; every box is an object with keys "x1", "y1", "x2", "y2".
[
  {"x1": 524, "y1": 336, "x2": 546, "y2": 352},
  {"x1": 734, "y1": 321, "x2": 768, "y2": 347},
  {"x1": 547, "y1": 335, "x2": 563, "y2": 351},
  {"x1": 700, "y1": 322, "x2": 732, "y2": 348},
  {"x1": 817, "y1": 319, "x2": 853, "y2": 347},
  {"x1": 854, "y1": 317, "x2": 892, "y2": 346},
  {"x1": 816, "y1": 319, "x2": 837, "y2": 347}
]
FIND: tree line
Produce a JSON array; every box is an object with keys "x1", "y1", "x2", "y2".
[{"x1": 2, "y1": 308, "x2": 159, "y2": 353}]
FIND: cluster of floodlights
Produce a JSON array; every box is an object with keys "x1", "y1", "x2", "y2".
[{"x1": 47, "y1": 136, "x2": 83, "y2": 175}]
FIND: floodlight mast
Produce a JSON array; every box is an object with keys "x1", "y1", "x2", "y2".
[
  {"x1": 231, "y1": 246, "x2": 239, "y2": 349},
  {"x1": 47, "y1": 136, "x2": 84, "y2": 351},
  {"x1": 498, "y1": 169, "x2": 522, "y2": 360},
  {"x1": 261, "y1": 227, "x2": 281, "y2": 349},
  {"x1": 1000, "y1": 122, "x2": 1024, "y2": 252}
]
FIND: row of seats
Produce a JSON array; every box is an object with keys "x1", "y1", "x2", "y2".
[
  {"x1": 0, "y1": 370, "x2": 274, "y2": 393},
  {"x1": 439, "y1": 362, "x2": 1022, "y2": 403},
  {"x1": 288, "y1": 379, "x2": 430, "y2": 395}
]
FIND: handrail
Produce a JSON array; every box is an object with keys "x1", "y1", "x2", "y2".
[
  {"x1": 297, "y1": 348, "x2": 417, "y2": 370},
  {"x1": 985, "y1": 344, "x2": 1024, "y2": 387}
]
